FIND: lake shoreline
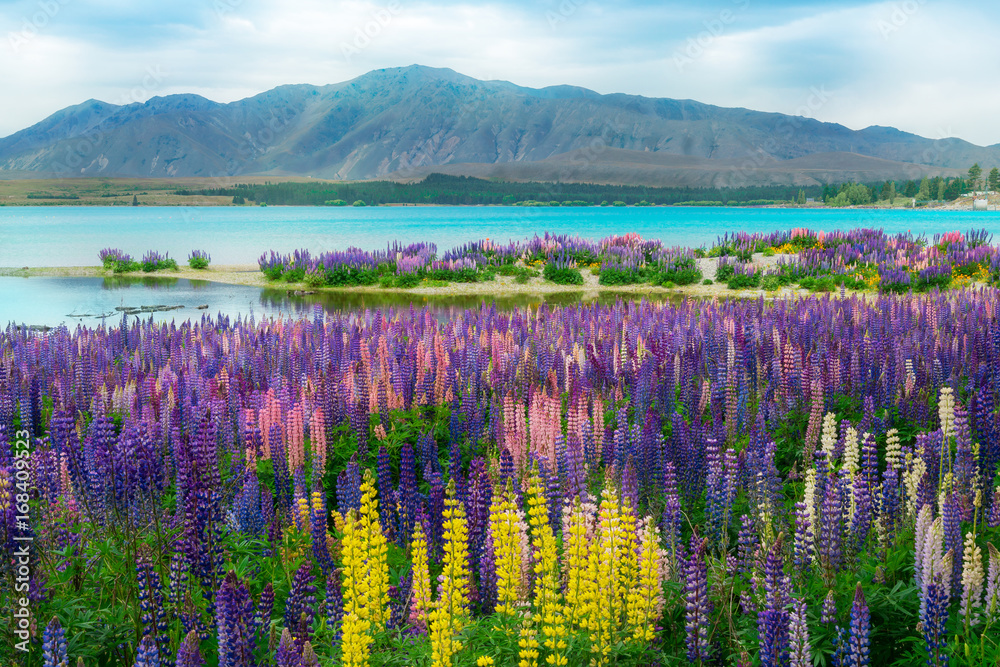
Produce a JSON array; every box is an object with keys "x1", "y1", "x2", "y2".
[{"x1": 0, "y1": 260, "x2": 808, "y2": 301}]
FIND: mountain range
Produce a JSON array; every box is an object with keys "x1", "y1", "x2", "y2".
[{"x1": 1, "y1": 65, "x2": 994, "y2": 187}]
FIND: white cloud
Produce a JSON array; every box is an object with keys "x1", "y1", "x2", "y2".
[{"x1": 0, "y1": 0, "x2": 997, "y2": 146}]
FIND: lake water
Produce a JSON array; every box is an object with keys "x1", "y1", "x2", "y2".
[
  {"x1": 0, "y1": 276, "x2": 680, "y2": 328},
  {"x1": 2, "y1": 206, "x2": 998, "y2": 326},
  {"x1": 2, "y1": 205, "x2": 998, "y2": 267}
]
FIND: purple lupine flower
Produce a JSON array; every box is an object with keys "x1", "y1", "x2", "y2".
[
  {"x1": 309, "y1": 486, "x2": 333, "y2": 576},
  {"x1": 398, "y1": 442, "x2": 418, "y2": 548},
  {"x1": 43, "y1": 617, "x2": 68, "y2": 667},
  {"x1": 376, "y1": 446, "x2": 396, "y2": 541},
  {"x1": 325, "y1": 571, "x2": 343, "y2": 642},
  {"x1": 284, "y1": 562, "x2": 317, "y2": 652},
  {"x1": 789, "y1": 599, "x2": 812, "y2": 667},
  {"x1": 274, "y1": 628, "x2": 301, "y2": 667},
  {"x1": 336, "y1": 462, "x2": 361, "y2": 515},
  {"x1": 257, "y1": 582, "x2": 274, "y2": 637},
  {"x1": 922, "y1": 574, "x2": 950, "y2": 667},
  {"x1": 216, "y1": 571, "x2": 255, "y2": 667},
  {"x1": 685, "y1": 536, "x2": 712, "y2": 663},
  {"x1": 135, "y1": 547, "x2": 169, "y2": 665},
  {"x1": 821, "y1": 590, "x2": 837, "y2": 624},
  {"x1": 844, "y1": 583, "x2": 870, "y2": 667},
  {"x1": 175, "y1": 631, "x2": 205, "y2": 667},
  {"x1": 758, "y1": 535, "x2": 789, "y2": 667},
  {"x1": 134, "y1": 635, "x2": 161, "y2": 667}
]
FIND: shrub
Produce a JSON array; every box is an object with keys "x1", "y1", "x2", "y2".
[
  {"x1": 141, "y1": 251, "x2": 178, "y2": 273},
  {"x1": 726, "y1": 273, "x2": 760, "y2": 290},
  {"x1": 395, "y1": 273, "x2": 421, "y2": 288},
  {"x1": 762, "y1": 247, "x2": 776, "y2": 257},
  {"x1": 99, "y1": 248, "x2": 129, "y2": 269},
  {"x1": 702, "y1": 279, "x2": 713, "y2": 285},
  {"x1": 352, "y1": 200, "x2": 367, "y2": 207},
  {"x1": 715, "y1": 264, "x2": 736, "y2": 281},
  {"x1": 760, "y1": 274, "x2": 781, "y2": 291},
  {"x1": 111, "y1": 259, "x2": 140, "y2": 274},
  {"x1": 188, "y1": 250, "x2": 211, "y2": 269},
  {"x1": 598, "y1": 267, "x2": 646, "y2": 286},
  {"x1": 652, "y1": 257, "x2": 702, "y2": 286},
  {"x1": 379, "y1": 276, "x2": 394, "y2": 288},
  {"x1": 543, "y1": 262, "x2": 584, "y2": 285}
]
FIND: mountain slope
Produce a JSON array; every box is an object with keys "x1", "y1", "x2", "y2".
[{"x1": 0, "y1": 65, "x2": 995, "y2": 183}]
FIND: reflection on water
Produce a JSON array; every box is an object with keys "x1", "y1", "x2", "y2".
[
  {"x1": 2, "y1": 276, "x2": 692, "y2": 328},
  {"x1": 260, "y1": 287, "x2": 688, "y2": 318},
  {"x1": 102, "y1": 275, "x2": 181, "y2": 290}
]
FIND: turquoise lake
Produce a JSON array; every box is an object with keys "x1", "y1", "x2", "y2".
[
  {"x1": 2, "y1": 205, "x2": 998, "y2": 266},
  {"x1": 1, "y1": 205, "x2": 998, "y2": 326}
]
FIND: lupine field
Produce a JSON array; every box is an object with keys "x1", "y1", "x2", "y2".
[
  {"x1": 7, "y1": 229, "x2": 1000, "y2": 666},
  {"x1": 254, "y1": 228, "x2": 1000, "y2": 292}
]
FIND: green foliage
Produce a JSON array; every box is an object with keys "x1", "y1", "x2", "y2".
[
  {"x1": 352, "y1": 199, "x2": 367, "y2": 206},
  {"x1": 188, "y1": 256, "x2": 210, "y2": 270},
  {"x1": 726, "y1": 272, "x2": 760, "y2": 289},
  {"x1": 111, "y1": 259, "x2": 140, "y2": 274},
  {"x1": 141, "y1": 257, "x2": 178, "y2": 273},
  {"x1": 542, "y1": 262, "x2": 584, "y2": 285},
  {"x1": 826, "y1": 183, "x2": 872, "y2": 207},
  {"x1": 760, "y1": 274, "x2": 781, "y2": 291},
  {"x1": 172, "y1": 173, "x2": 824, "y2": 207},
  {"x1": 715, "y1": 264, "x2": 736, "y2": 282},
  {"x1": 702, "y1": 278, "x2": 713, "y2": 285},
  {"x1": 598, "y1": 267, "x2": 647, "y2": 285}
]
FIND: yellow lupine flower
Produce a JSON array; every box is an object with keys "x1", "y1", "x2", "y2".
[
  {"x1": 430, "y1": 481, "x2": 470, "y2": 667},
  {"x1": 626, "y1": 518, "x2": 666, "y2": 641},
  {"x1": 341, "y1": 470, "x2": 389, "y2": 667},
  {"x1": 526, "y1": 470, "x2": 568, "y2": 666},
  {"x1": 562, "y1": 500, "x2": 590, "y2": 630},
  {"x1": 409, "y1": 522, "x2": 432, "y2": 631},
  {"x1": 586, "y1": 485, "x2": 624, "y2": 666},
  {"x1": 489, "y1": 483, "x2": 524, "y2": 621}
]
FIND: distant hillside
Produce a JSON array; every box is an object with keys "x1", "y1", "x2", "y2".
[
  {"x1": 389, "y1": 148, "x2": 963, "y2": 188},
  {"x1": 0, "y1": 65, "x2": 994, "y2": 185}
]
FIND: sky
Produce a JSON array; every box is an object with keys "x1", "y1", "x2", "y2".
[{"x1": 1, "y1": 0, "x2": 998, "y2": 145}]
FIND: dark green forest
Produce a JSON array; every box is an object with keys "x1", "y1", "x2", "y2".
[{"x1": 173, "y1": 170, "x2": 986, "y2": 207}]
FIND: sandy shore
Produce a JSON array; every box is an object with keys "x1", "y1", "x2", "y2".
[{"x1": 0, "y1": 253, "x2": 815, "y2": 302}]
